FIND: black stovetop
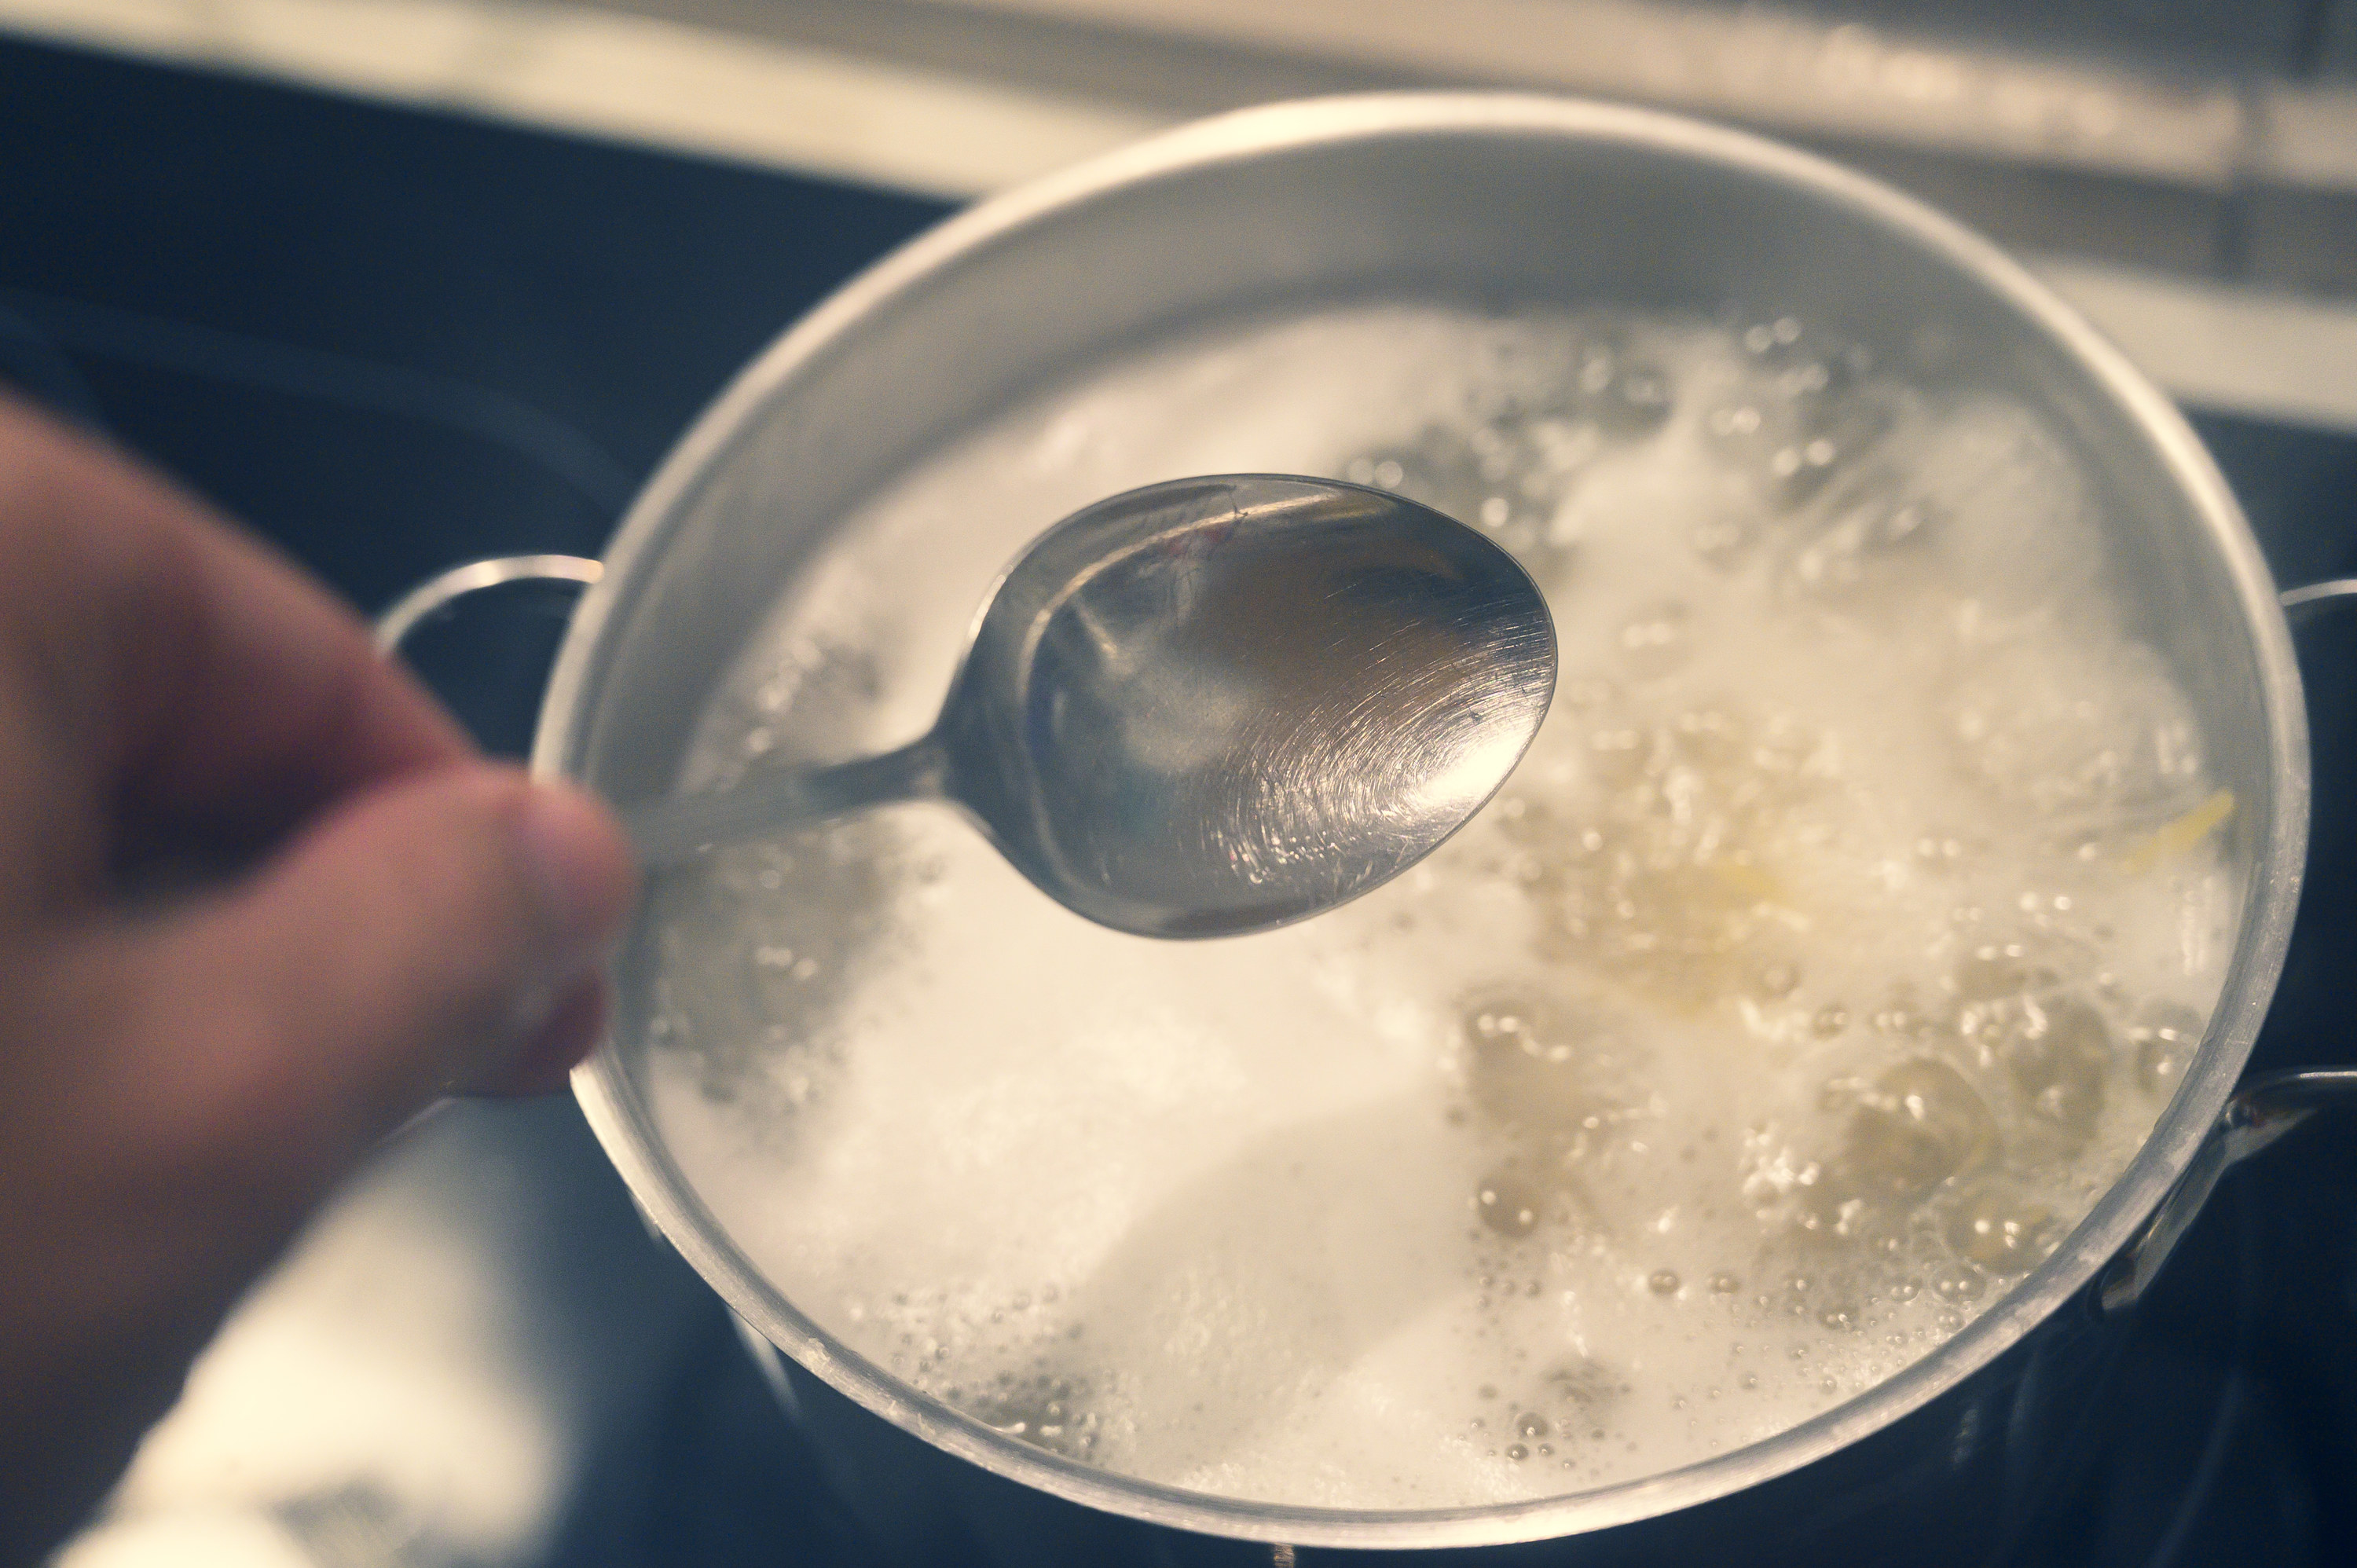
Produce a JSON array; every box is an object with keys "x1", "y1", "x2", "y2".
[{"x1": 5, "y1": 31, "x2": 2354, "y2": 1568}]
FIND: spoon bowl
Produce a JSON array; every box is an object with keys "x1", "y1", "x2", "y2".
[{"x1": 625, "y1": 474, "x2": 1556, "y2": 937}]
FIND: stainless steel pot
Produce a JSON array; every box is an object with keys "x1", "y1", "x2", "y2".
[{"x1": 388, "y1": 93, "x2": 2357, "y2": 1562}]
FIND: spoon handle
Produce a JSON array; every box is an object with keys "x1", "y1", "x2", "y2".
[{"x1": 624, "y1": 734, "x2": 951, "y2": 865}]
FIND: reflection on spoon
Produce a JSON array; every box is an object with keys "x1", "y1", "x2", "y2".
[{"x1": 625, "y1": 475, "x2": 1557, "y2": 939}]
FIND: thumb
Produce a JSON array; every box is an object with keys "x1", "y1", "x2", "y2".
[{"x1": 127, "y1": 764, "x2": 637, "y2": 1178}]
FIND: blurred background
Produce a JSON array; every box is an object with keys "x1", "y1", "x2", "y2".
[
  {"x1": 9, "y1": 0, "x2": 2357, "y2": 392},
  {"x1": 2, "y1": 3, "x2": 2355, "y2": 1566}
]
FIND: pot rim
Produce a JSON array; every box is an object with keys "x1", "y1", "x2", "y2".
[{"x1": 547, "y1": 91, "x2": 2309, "y2": 1548}]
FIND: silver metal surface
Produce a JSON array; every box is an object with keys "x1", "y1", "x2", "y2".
[
  {"x1": 624, "y1": 474, "x2": 1555, "y2": 938},
  {"x1": 543, "y1": 94, "x2": 2308, "y2": 1552},
  {"x1": 2280, "y1": 576, "x2": 2357, "y2": 625},
  {"x1": 372, "y1": 554, "x2": 606, "y2": 654}
]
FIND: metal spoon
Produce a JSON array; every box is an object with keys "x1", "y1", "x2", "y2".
[{"x1": 625, "y1": 474, "x2": 1556, "y2": 938}]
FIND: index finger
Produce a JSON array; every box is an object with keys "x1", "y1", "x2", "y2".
[{"x1": 0, "y1": 394, "x2": 475, "y2": 892}]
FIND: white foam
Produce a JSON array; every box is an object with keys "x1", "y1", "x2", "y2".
[{"x1": 640, "y1": 306, "x2": 2238, "y2": 1508}]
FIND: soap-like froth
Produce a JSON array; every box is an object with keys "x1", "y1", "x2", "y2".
[{"x1": 638, "y1": 307, "x2": 2237, "y2": 1508}]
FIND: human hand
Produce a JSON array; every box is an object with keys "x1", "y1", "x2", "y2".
[{"x1": 0, "y1": 394, "x2": 636, "y2": 1565}]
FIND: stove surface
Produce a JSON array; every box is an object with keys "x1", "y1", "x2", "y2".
[{"x1": 5, "y1": 31, "x2": 2355, "y2": 1568}]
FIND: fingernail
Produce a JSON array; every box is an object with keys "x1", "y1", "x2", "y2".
[{"x1": 515, "y1": 781, "x2": 636, "y2": 964}]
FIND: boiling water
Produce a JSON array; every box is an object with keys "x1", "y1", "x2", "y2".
[{"x1": 640, "y1": 306, "x2": 2236, "y2": 1508}]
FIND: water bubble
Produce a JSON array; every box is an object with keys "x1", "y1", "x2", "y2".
[
  {"x1": 1477, "y1": 1170, "x2": 1544, "y2": 1238},
  {"x1": 1869, "y1": 985, "x2": 1941, "y2": 1042},
  {"x1": 1840, "y1": 1057, "x2": 1996, "y2": 1199},
  {"x1": 1689, "y1": 512, "x2": 1755, "y2": 570},
  {"x1": 1587, "y1": 726, "x2": 1651, "y2": 786},
  {"x1": 1705, "y1": 332, "x2": 1901, "y2": 509},
  {"x1": 2000, "y1": 995, "x2": 2110, "y2": 1141},
  {"x1": 1461, "y1": 992, "x2": 1629, "y2": 1148},
  {"x1": 1649, "y1": 1269, "x2": 1682, "y2": 1296},
  {"x1": 2129, "y1": 1000, "x2": 2203, "y2": 1097},
  {"x1": 1344, "y1": 432, "x2": 1554, "y2": 559},
  {"x1": 1953, "y1": 940, "x2": 2045, "y2": 1003},
  {"x1": 1546, "y1": 1360, "x2": 1621, "y2": 1412},
  {"x1": 1945, "y1": 1184, "x2": 2058, "y2": 1273},
  {"x1": 966, "y1": 1370, "x2": 1102, "y2": 1461},
  {"x1": 1932, "y1": 1266, "x2": 1986, "y2": 1304},
  {"x1": 1672, "y1": 705, "x2": 1746, "y2": 768},
  {"x1": 1618, "y1": 602, "x2": 1694, "y2": 680},
  {"x1": 1596, "y1": 361, "x2": 1675, "y2": 435},
  {"x1": 1783, "y1": 467, "x2": 1944, "y2": 600}
]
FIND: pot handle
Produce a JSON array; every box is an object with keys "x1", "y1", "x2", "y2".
[
  {"x1": 370, "y1": 554, "x2": 604, "y2": 1144},
  {"x1": 2101, "y1": 577, "x2": 2357, "y2": 1310},
  {"x1": 2100, "y1": 1068, "x2": 2357, "y2": 1311},
  {"x1": 2279, "y1": 576, "x2": 2357, "y2": 625},
  {"x1": 372, "y1": 552, "x2": 603, "y2": 654}
]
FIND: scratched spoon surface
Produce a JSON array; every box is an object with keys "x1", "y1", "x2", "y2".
[{"x1": 626, "y1": 474, "x2": 1557, "y2": 938}]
